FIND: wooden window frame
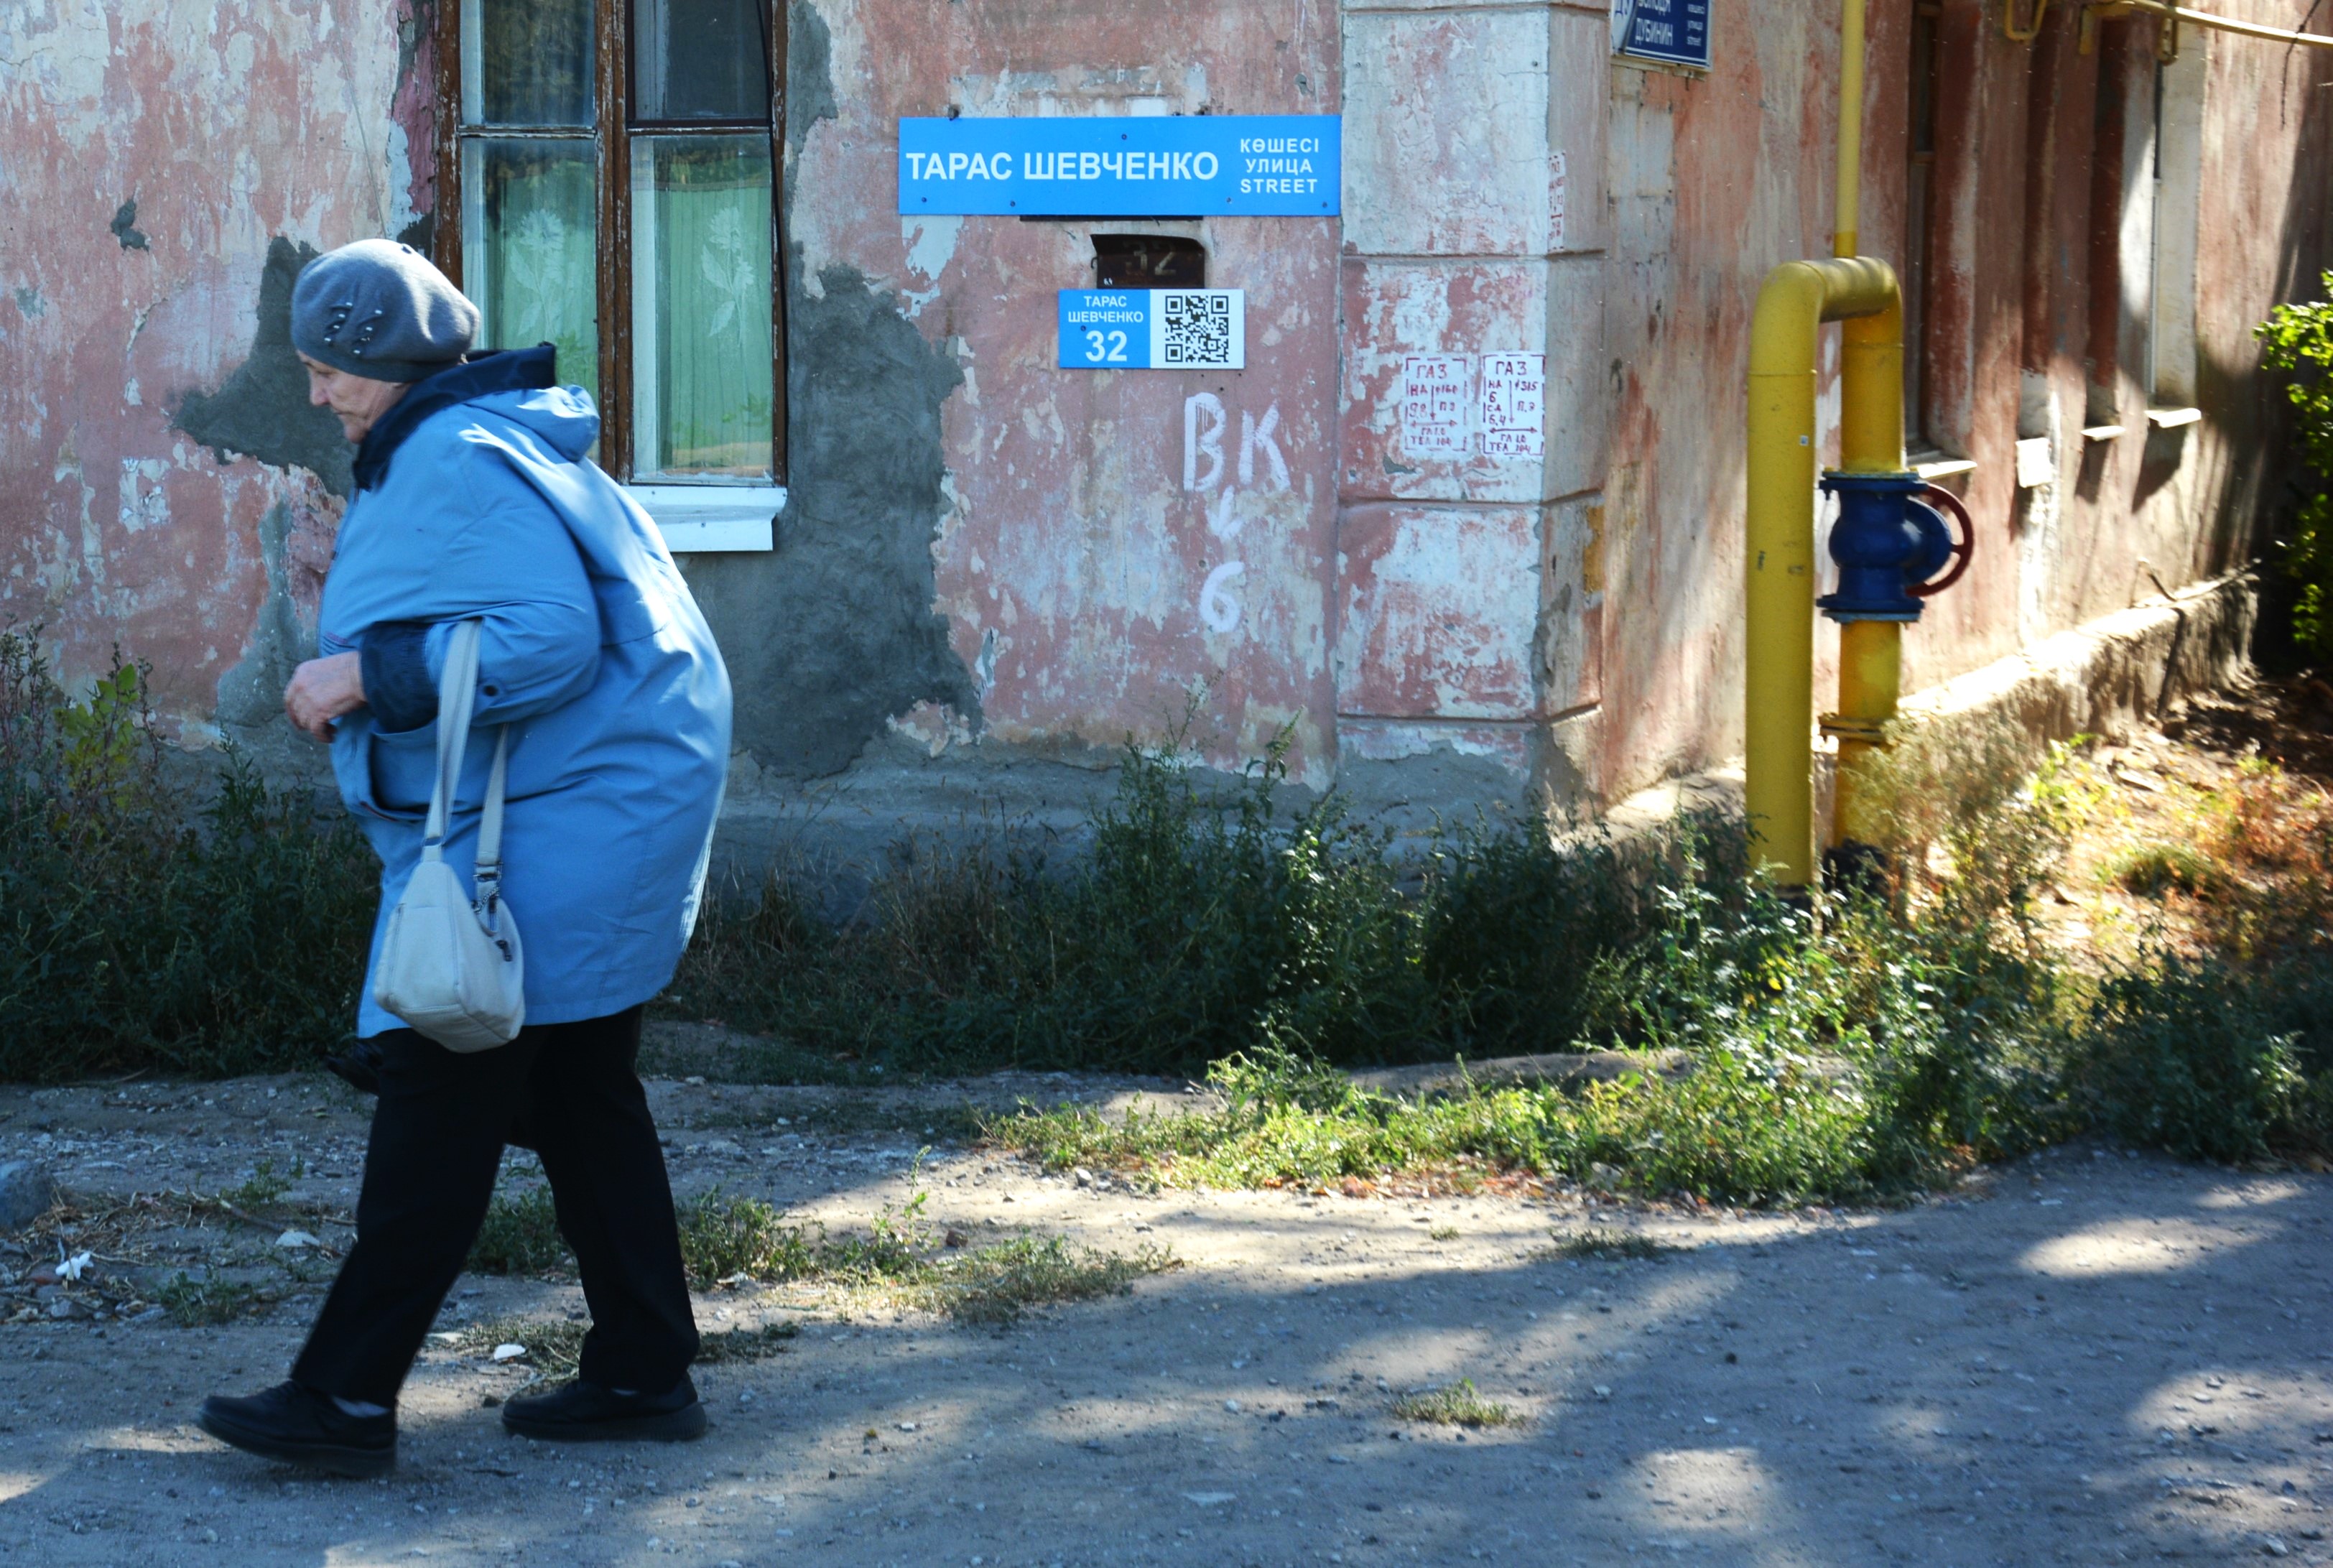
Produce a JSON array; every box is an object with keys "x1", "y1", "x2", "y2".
[{"x1": 430, "y1": 0, "x2": 789, "y2": 493}]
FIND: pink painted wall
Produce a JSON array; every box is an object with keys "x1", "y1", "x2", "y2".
[
  {"x1": 2, "y1": 0, "x2": 2326, "y2": 838},
  {"x1": 785, "y1": 0, "x2": 1344, "y2": 785},
  {"x1": 0, "y1": 0, "x2": 422, "y2": 740}
]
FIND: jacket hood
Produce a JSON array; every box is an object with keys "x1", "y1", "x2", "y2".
[{"x1": 352, "y1": 345, "x2": 593, "y2": 489}]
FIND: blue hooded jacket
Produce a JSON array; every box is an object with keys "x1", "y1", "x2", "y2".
[{"x1": 316, "y1": 349, "x2": 733, "y2": 1039}]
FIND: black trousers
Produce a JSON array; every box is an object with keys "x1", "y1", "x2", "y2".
[{"x1": 292, "y1": 1006, "x2": 699, "y2": 1408}]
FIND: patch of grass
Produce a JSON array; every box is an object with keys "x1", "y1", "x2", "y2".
[
  {"x1": 221, "y1": 1158, "x2": 297, "y2": 1210},
  {"x1": 0, "y1": 630, "x2": 376, "y2": 1080},
  {"x1": 1427, "y1": 1225, "x2": 1459, "y2": 1241},
  {"x1": 1544, "y1": 1228, "x2": 1673, "y2": 1262},
  {"x1": 157, "y1": 1271, "x2": 256, "y2": 1327},
  {"x1": 1390, "y1": 1379, "x2": 1517, "y2": 1428},
  {"x1": 695, "y1": 1320, "x2": 802, "y2": 1363},
  {"x1": 2105, "y1": 840, "x2": 2217, "y2": 899},
  {"x1": 676, "y1": 1192, "x2": 822, "y2": 1288},
  {"x1": 459, "y1": 1315, "x2": 801, "y2": 1379},
  {"x1": 901, "y1": 1234, "x2": 1179, "y2": 1325},
  {"x1": 466, "y1": 1187, "x2": 570, "y2": 1276},
  {"x1": 664, "y1": 722, "x2": 1745, "y2": 1080},
  {"x1": 674, "y1": 1188, "x2": 1174, "y2": 1323},
  {"x1": 460, "y1": 1317, "x2": 587, "y2": 1381}
]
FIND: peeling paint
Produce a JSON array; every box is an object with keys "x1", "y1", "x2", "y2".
[{"x1": 0, "y1": 0, "x2": 2320, "y2": 847}]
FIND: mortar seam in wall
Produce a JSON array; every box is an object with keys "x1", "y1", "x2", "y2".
[
  {"x1": 1342, "y1": 1, "x2": 1607, "y2": 15},
  {"x1": 1343, "y1": 251, "x2": 1608, "y2": 264},
  {"x1": 1337, "y1": 711, "x2": 1593, "y2": 725},
  {"x1": 1337, "y1": 490, "x2": 1603, "y2": 509}
]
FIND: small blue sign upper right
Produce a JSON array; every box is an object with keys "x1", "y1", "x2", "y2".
[{"x1": 1613, "y1": 0, "x2": 1712, "y2": 70}]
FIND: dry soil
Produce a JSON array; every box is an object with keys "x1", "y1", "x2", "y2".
[{"x1": 0, "y1": 1067, "x2": 2328, "y2": 1567}]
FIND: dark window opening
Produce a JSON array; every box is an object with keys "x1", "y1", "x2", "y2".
[
  {"x1": 444, "y1": 0, "x2": 786, "y2": 484},
  {"x1": 1092, "y1": 234, "x2": 1206, "y2": 289}
]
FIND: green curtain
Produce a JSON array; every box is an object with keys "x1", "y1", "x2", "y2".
[
  {"x1": 470, "y1": 140, "x2": 599, "y2": 400},
  {"x1": 639, "y1": 136, "x2": 772, "y2": 478}
]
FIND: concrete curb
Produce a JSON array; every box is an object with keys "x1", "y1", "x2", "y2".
[{"x1": 1603, "y1": 570, "x2": 2258, "y2": 835}]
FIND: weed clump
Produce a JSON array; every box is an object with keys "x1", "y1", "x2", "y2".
[
  {"x1": 676, "y1": 1192, "x2": 821, "y2": 1286},
  {"x1": 466, "y1": 1187, "x2": 569, "y2": 1276},
  {"x1": 1391, "y1": 1379, "x2": 1517, "y2": 1428},
  {"x1": 984, "y1": 711, "x2": 2332, "y2": 1199},
  {"x1": 460, "y1": 1317, "x2": 587, "y2": 1380},
  {"x1": 1544, "y1": 1228, "x2": 1674, "y2": 1262},
  {"x1": 672, "y1": 1187, "x2": 1173, "y2": 1323},
  {"x1": 157, "y1": 1271, "x2": 256, "y2": 1327},
  {"x1": 666, "y1": 730, "x2": 1723, "y2": 1078},
  {"x1": 0, "y1": 631, "x2": 375, "y2": 1078},
  {"x1": 221, "y1": 1159, "x2": 297, "y2": 1212}
]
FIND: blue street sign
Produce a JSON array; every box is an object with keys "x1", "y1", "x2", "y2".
[
  {"x1": 899, "y1": 116, "x2": 1339, "y2": 217},
  {"x1": 1057, "y1": 290, "x2": 1246, "y2": 371},
  {"x1": 1613, "y1": 0, "x2": 1712, "y2": 70}
]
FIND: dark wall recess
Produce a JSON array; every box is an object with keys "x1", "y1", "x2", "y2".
[{"x1": 1093, "y1": 234, "x2": 1205, "y2": 288}]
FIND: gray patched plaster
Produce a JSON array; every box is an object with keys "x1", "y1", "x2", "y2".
[
  {"x1": 680, "y1": 1, "x2": 977, "y2": 780},
  {"x1": 175, "y1": 240, "x2": 353, "y2": 774},
  {"x1": 212, "y1": 498, "x2": 309, "y2": 739},
  {"x1": 110, "y1": 200, "x2": 148, "y2": 251},
  {"x1": 175, "y1": 238, "x2": 355, "y2": 498}
]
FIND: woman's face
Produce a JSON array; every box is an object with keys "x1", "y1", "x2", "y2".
[{"x1": 300, "y1": 354, "x2": 409, "y2": 443}]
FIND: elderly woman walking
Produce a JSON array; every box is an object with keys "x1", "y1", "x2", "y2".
[{"x1": 195, "y1": 240, "x2": 733, "y2": 1477}]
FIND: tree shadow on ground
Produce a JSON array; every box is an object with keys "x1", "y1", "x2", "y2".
[{"x1": 0, "y1": 1148, "x2": 2327, "y2": 1566}]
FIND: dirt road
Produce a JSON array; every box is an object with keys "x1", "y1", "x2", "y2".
[{"x1": 0, "y1": 1067, "x2": 2328, "y2": 1567}]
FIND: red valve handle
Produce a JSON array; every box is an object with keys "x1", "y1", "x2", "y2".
[{"x1": 1907, "y1": 481, "x2": 1975, "y2": 598}]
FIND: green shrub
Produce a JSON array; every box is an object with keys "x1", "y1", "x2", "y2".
[
  {"x1": 676, "y1": 1191, "x2": 819, "y2": 1287},
  {"x1": 2257, "y1": 277, "x2": 2333, "y2": 662},
  {"x1": 2079, "y1": 955, "x2": 2326, "y2": 1161},
  {"x1": 669, "y1": 733, "x2": 1746, "y2": 1077},
  {"x1": 0, "y1": 631, "x2": 374, "y2": 1078}
]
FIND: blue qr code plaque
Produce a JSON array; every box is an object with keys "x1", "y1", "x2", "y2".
[{"x1": 1057, "y1": 289, "x2": 1246, "y2": 371}]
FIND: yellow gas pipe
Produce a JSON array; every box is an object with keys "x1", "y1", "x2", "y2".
[{"x1": 1743, "y1": 0, "x2": 1906, "y2": 886}]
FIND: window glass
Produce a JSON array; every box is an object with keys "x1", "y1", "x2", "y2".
[
  {"x1": 462, "y1": 0, "x2": 595, "y2": 126},
  {"x1": 463, "y1": 139, "x2": 601, "y2": 399},
  {"x1": 632, "y1": 0, "x2": 771, "y2": 121},
  {"x1": 630, "y1": 136, "x2": 773, "y2": 478}
]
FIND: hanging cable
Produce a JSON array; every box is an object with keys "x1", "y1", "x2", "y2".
[{"x1": 2092, "y1": 0, "x2": 2333, "y2": 48}]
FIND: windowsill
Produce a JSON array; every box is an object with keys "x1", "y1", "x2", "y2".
[
  {"x1": 629, "y1": 483, "x2": 783, "y2": 553},
  {"x1": 2146, "y1": 406, "x2": 2204, "y2": 430},
  {"x1": 2081, "y1": 423, "x2": 2125, "y2": 442},
  {"x1": 1908, "y1": 449, "x2": 1978, "y2": 482}
]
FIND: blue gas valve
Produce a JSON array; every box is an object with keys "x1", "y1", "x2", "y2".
[{"x1": 1816, "y1": 471, "x2": 1973, "y2": 623}]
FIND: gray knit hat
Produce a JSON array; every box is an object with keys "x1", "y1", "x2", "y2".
[{"x1": 290, "y1": 239, "x2": 479, "y2": 382}]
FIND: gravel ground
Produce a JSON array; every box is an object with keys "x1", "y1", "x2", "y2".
[{"x1": 0, "y1": 1067, "x2": 2329, "y2": 1567}]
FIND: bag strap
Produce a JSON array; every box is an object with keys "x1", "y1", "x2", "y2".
[
  {"x1": 475, "y1": 726, "x2": 511, "y2": 905},
  {"x1": 421, "y1": 620, "x2": 483, "y2": 855}
]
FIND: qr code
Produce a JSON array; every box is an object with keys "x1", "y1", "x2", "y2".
[{"x1": 1160, "y1": 290, "x2": 1235, "y2": 368}]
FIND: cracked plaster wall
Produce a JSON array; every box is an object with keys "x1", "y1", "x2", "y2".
[{"x1": 4, "y1": 0, "x2": 2325, "y2": 871}]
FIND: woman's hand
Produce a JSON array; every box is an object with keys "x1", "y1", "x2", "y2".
[{"x1": 284, "y1": 652, "x2": 367, "y2": 741}]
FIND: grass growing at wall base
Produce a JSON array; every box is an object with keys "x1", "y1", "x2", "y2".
[
  {"x1": 0, "y1": 631, "x2": 374, "y2": 1078},
  {"x1": 666, "y1": 728, "x2": 1743, "y2": 1080},
  {"x1": 971, "y1": 720, "x2": 2332, "y2": 1202}
]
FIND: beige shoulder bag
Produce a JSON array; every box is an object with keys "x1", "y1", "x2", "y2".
[{"x1": 371, "y1": 618, "x2": 527, "y2": 1050}]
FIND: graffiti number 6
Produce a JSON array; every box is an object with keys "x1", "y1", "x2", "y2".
[
  {"x1": 1083, "y1": 329, "x2": 1128, "y2": 363},
  {"x1": 1200, "y1": 561, "x2": 1246, "y2": 634}
]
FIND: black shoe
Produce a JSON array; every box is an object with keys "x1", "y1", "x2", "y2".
[
  {"x1": 197, "y1": 1381, "x2": 395, "y2": 1478},
  {"x1": 501, "y1": 1374, "x2": 707, "y2": 1442}
]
